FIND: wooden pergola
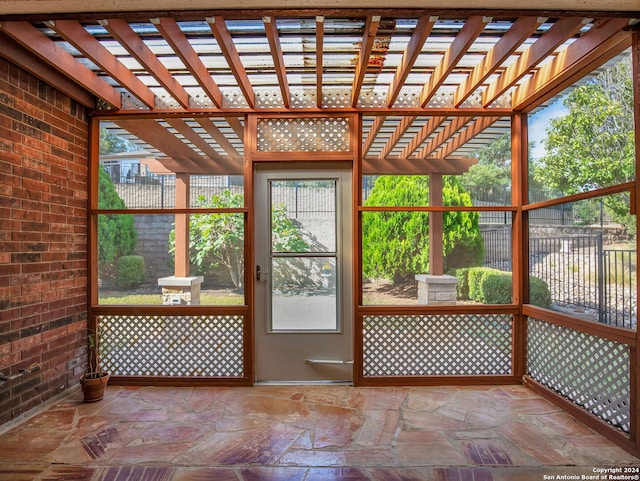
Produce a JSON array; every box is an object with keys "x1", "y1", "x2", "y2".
[{"x1": 1, "y1": 0, "x2": 639, "y2": 457}]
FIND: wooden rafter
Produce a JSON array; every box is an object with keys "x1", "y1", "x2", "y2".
[
  {"x1": 197, "y1": 118, "x2": 243, "y2": 162},
  {"x1": 417, "y1": 116, "x2": 471, "y2": 159},
  {"x1": 453, "y1": 16, "x2": 545, "y2": 107},
  {"x1": 151, "y1": 17, "x2": 223, "y2": 108},
  {"x1": 352, "y1": 15, "x2": 381, "y2": 108},
  {"x1": 225, "y1": 117, "x2": 245, "y2": 140},
  {"x1": 0, "y1": 21, "x2": 121, "y2": 107},
  {"x1": 99, "y1": 18, "x2": 191, "y2": 108},
  {"x1": 378, "y1": 116, "x2": 416, "y2": 158},
  {"x1": 263, "y1": 16, "x2": 290, "y2": 109},
  {"x1": 482, "y1": 16, "x2": 586, "y2": 107},
  {"x1": 114, "y1": 119, "x2": 218, "y2": 174},
  {"x1": 398, "y1": 116, "x2": 447, "y2": 159},
  {"x1": 436, "y1": 116, "x2": 500, "y2": 158},
  {"x1": 387, "y1": 15, "x2": 438, "y2": 108},
  {"x1": 0, "y1": 31, "x2": 95, "y2": 107},
  {"x1": 363, "y1": 116, "x2": 385, "y2": 156},
  {"x1": 45, "y1": 19, "x2": 155, "y2": 109},
  {"x1": 513, "y1": 18, "x2": 631, "y2": 110},
  {"x1": 362, "y1": 155, "x2": 477, "y2": 175},
  {"x1": 316, "y1": 15, "x2": 324, "y2": 109},
  {"x1": 420, "y1": 15, "x2": 490, "y2": 107},
  {"x1": 207, "y1": 16, "x2": 255, "y2": 108}
]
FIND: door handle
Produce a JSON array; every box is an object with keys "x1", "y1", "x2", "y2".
[{"x1": 256, "y1": 264, "x2": 268, "y2": 281}]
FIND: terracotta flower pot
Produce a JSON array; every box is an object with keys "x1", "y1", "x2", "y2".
[{"x1": 80, "y1": 372, "x2": 110, "y2": 402}]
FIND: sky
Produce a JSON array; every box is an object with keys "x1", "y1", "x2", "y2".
[{"x1": 528, "y1": 98, "x2": 568, "y2": 160}]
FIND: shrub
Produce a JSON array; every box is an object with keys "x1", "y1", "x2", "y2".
[
  {"x1": 455, "y1": 268, "x2": 470, "y2": 300},
  {"x1": 481, "y1": 273, "x2": 512, "y2": 304},
  {"x1": 467, "y1": 267, "x2": 501, "y2": 302},
  {"x1": 115, "y1": 255, "x2": 146, "y2": 289},
  {"x1": 530, "y1": 276, "x2": 552, "y2": 309}
]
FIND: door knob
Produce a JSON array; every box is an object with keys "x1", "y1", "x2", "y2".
[{"x1": 256, "y1": 264, "x2": 268, "y2": 280}]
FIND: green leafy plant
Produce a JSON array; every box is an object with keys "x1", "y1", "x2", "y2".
[
  {"x1": 362, "y1": 175, "x2": 483, "y2": 284},
  {"x1": 115, "y1": 255, "x2": 146, "y2": 289}
]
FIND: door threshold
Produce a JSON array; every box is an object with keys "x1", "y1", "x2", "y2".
[{"x1": 254, "y1": 380, "x2": 353, "y2": 386}]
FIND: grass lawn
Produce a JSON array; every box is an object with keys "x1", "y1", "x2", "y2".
[{"x1": 99, "y1": 291, "x2": 244, "y2": 305}]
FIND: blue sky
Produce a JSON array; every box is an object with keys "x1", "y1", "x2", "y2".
[{"x1": 528, "y1": 98, "x2": 567, "y2": 159}]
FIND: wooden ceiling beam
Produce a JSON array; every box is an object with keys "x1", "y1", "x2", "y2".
[
  {"x1": 0, "y1": 21, "x2": 120, "y2": 107},
  {"x1": 512, "y1": 18, "x2": 631, "y2": 110},
  {"x1": 387, "y1": 15, "x2": 437, "y2": 108},
  {"x1": 398, "y1": 116, "x2": 447, "y2": 158},
  {"x1": 362, "y1": 116, "x2": 385, "y2": 156},
  {"x1": 45, "y1": 19, "x2": 155, "y2": 109},
  {"x1": 417, "y1": 116, "x2": 471, "y2": 158},
  {"x1": 378, "y1": 115, "x2": 416, "y2": 159},
  {"x1": 263, "y1": 16, "x2": 291, "y2": 109},
  {"x1": 0, "y1": 31, "x2": 95, "y2": 107},
  {"x1": 420, "y1": 15, "x2": 490, "y2": 107},
  {"x1": 225, "y1": 117, "x2": 245, "y2": 140},
  {"x1": 165, "y1": 118, "x2": 236, "y2": 169},
  {"x1": 482, "y1": 16, "x2": 586, "y2": 107},
  {"x1": 437, "y1": 116, "x2": 499, "y2": 158},
  {"x1": 363, "y1": 155, "x2": 477, "y2": 175},
  {"x1": 352, "y1": 15, "x2": 381, "y2": 108},
  {"x1": 316, "y1": 15, "x2": 324, "y2": 109},
  {"x1": 151, "y1": 17, "x2": 223, "y2": 108},
  {"x1": 100, "y1": 18, "x2": 191, "y2": 108},
  {"x1": 207, "y1": 16, "x2": 255, "y2": 108},
  {"x1": 453, "y1": 16, "x2": 545, "y2": 107},
  {"x1": 197, "y1": 117, "x2": 243, "y2": 162}
]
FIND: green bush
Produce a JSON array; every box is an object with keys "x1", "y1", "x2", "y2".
[
  {"x1": 98, "y1": 166, "x2": 136, "y2": 265},
  {"x1": 460, "y1": 266, "x2": 552, "y2": 309},
  {"x1": 115, "y1": 255, "x2": 146, "y2": 289}
]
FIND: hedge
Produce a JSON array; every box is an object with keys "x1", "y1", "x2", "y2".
[
  {"x1": 455, "y1": 266, "x2": 552, "y2": 309},
  {"x1": 115, "y1": 255, "x2": 146, "y2": 289}
]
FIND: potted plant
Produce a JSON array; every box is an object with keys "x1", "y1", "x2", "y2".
[{"x1": 79, "y1": 332, "x2": 110, "y2": 402}]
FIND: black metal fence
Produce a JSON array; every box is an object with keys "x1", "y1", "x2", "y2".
[{"x1": 483, "y1": 229, "x2": 636, "y2": 329}]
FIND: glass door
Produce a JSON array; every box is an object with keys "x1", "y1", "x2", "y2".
[{"x1": 254, "y1": 168, "x2": 352, "y2": 382}]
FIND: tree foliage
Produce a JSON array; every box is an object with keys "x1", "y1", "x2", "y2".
[
  {"x1": 362, "y1": 176, "x2": 483, "y2": 283},
  {"x1": 100, "y1": 128, "x2": 133, "y2": 155},
  {"x1": 97, "y1": 166, "x2": 136, "y2": 266},
  {"x1": 533, "y1": 57, "x2": 634, "y2": 225},
  {"x1": 171, "y1": 190, "x2": 308, "y2": 290}
]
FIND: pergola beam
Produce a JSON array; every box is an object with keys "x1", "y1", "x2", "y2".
[
  {"x1": 100, "y1": 18, "x2": 191, "y2": 109},
  {"x1": 378, "y1": 115, "x2": 416, "y2": 159},
  {"x1": 45, "y1": 19, "x2": 156, "y2": 109},
  {"x1": 352, "y1": 15, "x2": 381, "y2": 108},
  {"x1": 387, "y1": 15, "x2": 437, "y2": 108},
  {"x1": 398, "y1": 116, "x2": 447, "y2": 159},
  {"x1": 453, "y1": 16, "x2": 545, "y2": 107},
  {"x1": 512, "y1": 18, "x2": 631, "y2": 110},
  {"x1": 362, "y1": 155, "x2": 478, "y2": 175},
  {"x1": 0, "y1": 21, "x2": 121, "y2": 108},
  {"x1": 207, "y1": 16, "x2": 255, "y2": 108},
  {"x1": 417, "y1": 116, "x2": 471, "y2": 159},
  {"x1": 437, "y1": 116, "x2": 500, "y2": 158},
  {"x1": 316, "y1": 15, "x2": 324, "y2": 109},
  {"x1": 482, "y1": 16, "x2": 586, "y2": 107},
  {"x1": 420, "y1": 15, "x2": 490, "y2": 107},
  {"x1": 263, "y1": 16, "x2": 291, "y2": 109},
  {"x1": 152, "y1": 17, "x2": 223, "y2": 108},
  {"x1": 363, "y1": 116, "x2": 385, "y2": 156},
  {"x1": 197, "y1": 117, "x2": 244, "y2": 163}
]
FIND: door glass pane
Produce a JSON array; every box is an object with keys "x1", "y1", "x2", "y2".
[{"x1": 269, "y1": 179, "x2": 338, "y2": 331}]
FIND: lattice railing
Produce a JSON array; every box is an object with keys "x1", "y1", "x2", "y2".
[
  {"x1": 362, "y1": 314, "x2": 513, "y2": 377},
  {"x1": 527, "y1": 317, "x2": 630, "y2": 433},
  {"x1": 256, "y1": 117, "x2": 350, "y2": 152},
  {"x1": 98, "y1": 314, "x2": 245, "y2": 377}
]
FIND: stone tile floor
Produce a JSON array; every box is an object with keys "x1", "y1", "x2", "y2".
[{"x1": 0, "y1": 384, "x2": 638, "y2": 480}]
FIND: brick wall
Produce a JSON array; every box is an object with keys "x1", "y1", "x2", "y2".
[{"x1": 0, "y1": 57, "x2": 89, "y2": 425}]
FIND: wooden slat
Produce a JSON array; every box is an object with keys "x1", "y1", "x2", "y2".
[
  {"x1": 0, "y1": 21, "x2": 120, "y2": 107},
  {"x1": 512, "y1": 18, "x2": 631, "y2": 110},
  {"x1": 152, "y1": 17, "x2": 223, "y2": 108},
  {"x1": 165, "y1": 118, "x2": 236, "y2": 168},
  {"x1": 316, "y1": 15, "x2": 324, "y2": 109},
  {"x1": 363, "y1": 155, "x2": 477, "y2": 175},
  {"x1": 453, "y1": 16, "x2": 545, "y2": 107},
  {"x1": 417, "y1": 116, "x2": 471, "y2": 158},
  {"x1": 420, "y1": 15, "x2": 490, "y2": 107},
  {"x1": 436, "y1": 116, "x2": 499, "y2": 158},
  {"x1": 352, "y1": 15, "x2": 381, "y2": 108},
  {"x1": 263, "y1": 16, "x2": 290, "y2": 108},
  {"x1": 377, "y1": 115, "x2": 416, "y2": 159},
  {"x1": 398, "y1": 116, "x2": 447, "y2": 158},
  {"x1": 0, "y1": 31, "x2": 95, "y2": 107},
  {"x1": 362, "y1": 116, "x2": 385, "y2": 156},
  {"x1": 225, "y1": 116, "x2": 245, "y2": 140},
  {"x1": 100, "y1": 18, "x2": 191, "y2": 108},
  {"x1": 207, "y1": 16, "x2": 255, "y2": 108},
  {"x1": 482, "y1": 16, "x2": 585, "y2": 107},
  {"x1": 387, "y1": 15, "x2": 438, "y2": 107},
  {"x1": 45, "y1": 20, "x2": 155, "y2": 108},
  {"x1": 197, "y1": 117, "x2": 243, "y2": 162}
]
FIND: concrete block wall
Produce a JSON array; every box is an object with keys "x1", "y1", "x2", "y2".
[{"x1": 0, "y1": 57, "x2": 89, "y2": 425}]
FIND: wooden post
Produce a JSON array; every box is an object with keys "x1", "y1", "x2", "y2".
[
  {"x1": 174, "y1": 173, "x2": 190, "y2": 277},
  {"x1": 429, "y1": 173, "x2": 444, "y2": 275}
]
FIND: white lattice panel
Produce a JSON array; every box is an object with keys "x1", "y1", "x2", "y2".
[
  {"x1": 363, "y1": 314, "x2": 513, "y2": 376},
  {"x1": 98, "y1": 315, "x2": 245, "y2": 377},
  {"x1": 527, "y1": 317, "x2": 630, "y2": 433},
  {"x1": 257, "y1": 117, "x2": 350, "y2": 152}
]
